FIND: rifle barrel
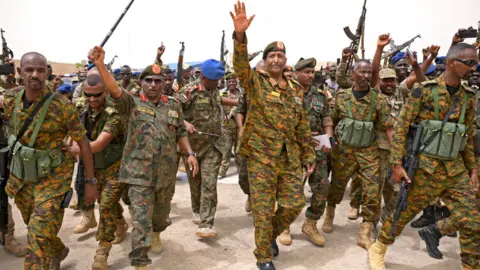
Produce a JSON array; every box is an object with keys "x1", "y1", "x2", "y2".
[{"x1": 100, "y1": 0, "x2": 135, "y2": 47}]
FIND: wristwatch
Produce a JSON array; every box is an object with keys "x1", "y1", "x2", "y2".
[
  {"x1": 86, "y1": 177, "x2": 98, "y2": 185},
  {"x1": 187, "y1": 152, "x2": 197, "y2": 158}
]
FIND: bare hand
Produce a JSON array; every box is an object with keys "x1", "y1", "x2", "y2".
[
  {"x1": 84, "y1": 183, "x2": 98, "y2": 205},
  {"x1": 429, "y1": 45, "x2": 441, "y2": 58},
  {"x1": 473, "y1": 42, "x2": 480, "y2": 50},
  {"x1": 321, "y1": 145, "x2": 332, "y2": 154},
  {"x1": 62, "y1": 143, "x2": 80, "y2": 157},
  {"x1": 187, "y1": 155, "x2": 199, "y2": 177},
  {"x1": 422, "y1": 47, "x2": 430, "y2": 60},
  {"x1": 157, "y1": 42, "x2": 165, "y2": 56},
  {"x1": 88, "y1": 46, "x2": 105, "y2": 67},
  {"x1": 406, "y1": 51, "x2": 418, "y2": 66},
  {"x1": 452, "y1": 32, "x2": 464, "y2": 45},
  {"x1": 470, "y1": 169, "x2": 478, "y2": 192},
  {"x1": 342, "y1": 48, "x2": 354, "y2": 60},
  {"x1": 305, "y1": 164, "x2": 316, "y2": 177},
  {"x1": 53, "y1": 77, "x2": 63, "y2": 87},
  {"x1": 391, "y1": 164, "x2": 410, "y2": 184},
  {"x1": 377, "y1": 33, "x2": 391, "y2": 48},
  {"x1": 185, "y1": 121, "x2": 195, "y2": 134},
  {"x1": 230, "y1": 0, "x2": 255, "y2": 33}
]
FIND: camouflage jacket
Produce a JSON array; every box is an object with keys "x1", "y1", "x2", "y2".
[
  {"x1": 220, "y1": 88, "x2": 241, "y2": 130},
  {"x1": 335, "y1": 62, "x2": 353, "y2": 89},
  {"x1": 179, "y1": 82, "x2": 224, "y2": 158},
  {"x1": 376, "y1": 86, "x2": 408, "y2": 150},
  {"x1": 115, "y1": 90, "x2": 187, "y2": 189},
  {"x1": 119, "y1": 80, "x2": 141, "y2": 95},
  {"x1": 233, "y1": 39, "x2": 315, "y2": 167},
  {"x1": 235, "y1": 91, "x2": 249, "y2": 117},
  {"x1": 390, "y1": 74, "x2": 477, "y2": 176},
  {"x1": 3, "y1": 87, "x2": 86, "y2": 203}
]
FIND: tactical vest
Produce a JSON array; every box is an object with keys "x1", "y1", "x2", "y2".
[
  {"x1": 9, "y1": 90, "x2": 63, "y2": 182},
  {"x1": 337, "y1": 90, "x2": 377, "y2": 148},
  {"x1": 420, "y1": 87, "x2": 468, "y2": 160}
]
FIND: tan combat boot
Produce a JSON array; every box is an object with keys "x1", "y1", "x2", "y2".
[
  {"x1": 347, "y1": 207, "x2": 359, "y2": 220},
  {"x1": 279, "y1": 228, "x2": 292, "y2": 246},
  {"x1": 135, "y1": 266, "x2": 148, "y2": 270},
  {"x1": 322, "y1": 205, "x2": 335, "y2": 233},
  {"x1": 358, "y1": 222, "x2": 374, "y2": 250},
  {"x1": 245, "y1": 195, "x2": 252, "y2": 213},
  {"x1": 4, "y1": 205, "x2": 26, "y2": 257},
  {"x1": 150, "y1": 232, "x2": 164, "y2": 254},
  {"x1": 368, "y1": 241, "x2": 388, "y2": 270},
  {"x1": 92, "y1": 241, "x2": 112, "y2": 270},
  {"x1": 50, "y1": 246, "x2": 70, "y2": 270},
  {"x1": 461, "y1": 265, "x2": 473, "y2": 270},
  {"x1": 111, "y1": 217, "x2": 128, "y2": 244},
  {"x1": 301, "y1": 218, "x2": 325, "y2": 246},
  {"x1": 73, "y1": 209, "x2": 97, "y2": 234}
]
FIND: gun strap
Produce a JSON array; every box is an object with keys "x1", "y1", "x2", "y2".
[{"x1": 346, "y1": 89, "x2": 377, "y2": 121}]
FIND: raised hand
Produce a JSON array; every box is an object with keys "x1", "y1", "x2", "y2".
[
  {"x1": 429, "y1": 45, "x2": 441, "y2": 58},
  {"x1": 377, "y1": 33, "x2": 391, "y2": 48},
  {"x1": 88, "y1": 46, "x2": 105, "y2": 67},
  {"x1": 422, "y1": 47, "x2": 431, "y2": 61},
  {"x1": 406, "y1": 51, "x2": 418, "y2": 66},
  {"x1": 158, "y1": 42, "x2": 165, "y2": 56},
  {"x1": 230, "y1": 1, "x2": 255, "y2": 33},
  {"x1": 452, "y1": 32, "x2": 464, "y2": 45}
]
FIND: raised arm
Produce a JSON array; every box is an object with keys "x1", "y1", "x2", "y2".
[
  {"x1": 88, "y1": 46, "x2": 123, "y2": 99},
  {"x1": 372, "y1": 34, "x2": 392, "y2": 87}
]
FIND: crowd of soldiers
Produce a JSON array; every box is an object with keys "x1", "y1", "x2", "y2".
[{"x1": 0, "y1": 1, "x2": 480, "y2": 270}]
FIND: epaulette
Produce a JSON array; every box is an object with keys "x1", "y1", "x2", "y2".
[
  {"x1": 136, "y1": 105, "x2": 155, "y2": 117},
  {"x1": 419, "y1": 79, "x2": 438, "y2": 87},
  {"x1": 290, "y1": 79, "x2": 302, "y2": 88},
  {"x1": 166, "y1": 95, "x2": 180, "y2": 103},
  {"x1": 105, "y1": 107, "x2": 118, "y2": 115}
]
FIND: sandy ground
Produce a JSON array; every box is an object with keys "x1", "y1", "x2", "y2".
[{"x1": 0, "y1": 161, "x2": 464, "y2": 270}]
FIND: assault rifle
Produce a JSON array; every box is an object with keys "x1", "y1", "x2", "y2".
[
  {"x1": 0, "y1": 29, "x2": 14, "y2": 76},
  {"x1": 177, "y1": 42, "x2": 185, "y2": 90},
  {"x1": 343, "y1": 0, "x2": 367, "y2": 74},
  {"x1": 248, "y1": 50, "x2": 262, "y2": 62},
  {"x1": 75, "y1": 112, "x2": 93, "y2": 209},
  {"x1": 106, "y1": 55, "x2": 118, "y2": 71},
  {"x1": 382, "y1": 34, "x2": 421, "y2": 60},
  {"x1": 220, "y1": 30, "x2": 229, "y2": 66}
]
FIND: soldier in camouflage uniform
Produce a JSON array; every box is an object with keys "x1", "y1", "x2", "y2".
[
  {"x1": 278, "y1": 58, "x2": 334, "y2": 247},
  {"x1": 369, "y1": 43, "x2": 480, "y2": 270},
  {"x1": 323, "y1": 58, "x2": 395, "y2": 251},
  {"x1": 231, "y1": 3, "x2": 317, "y2": 269},
  {"x1": 235, "y1": 87, "x2": 251, "y2": 212},
  {"x1": 218, "y1": 72, "x2": 241, "y2": 178},
  {"x1": 2, "y1": 52, "x2": 97, "y2": 270},
  {"x1": 119, "y1": 65, "x2": 142, "y2": 95},
  {"x1": 63, "y1": 72, "x2": 128, "y2": 270},
  {"x1": 179, "y1": 59, "x2": 237, "y2": 238},
  {"x1": 88, "y1": 46, "x2": 199, "y2": 270}
]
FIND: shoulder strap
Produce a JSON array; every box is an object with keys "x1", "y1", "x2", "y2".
[
  {"x1": 28, "y1": 93, "x2": 55, "y2": 147},
  {"x1": 458, "y1": 92, "x2": 468, "y2": 124},
  {"x1": 366, "y1": 90, "x2": 377, "y2": 121},
  {"x1": 345, "y1": 89, "x2": 353, "y2": 118},
  {"x1": 432, "y1": 86, "x2": 440, "y2": 120}
]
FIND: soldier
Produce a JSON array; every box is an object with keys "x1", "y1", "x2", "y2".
[
  {"x1": 322, "y1": 56, "x2": 394, "y2": 250},
  {"x1": 235, "y1": 86, "x2": 250, "y2": 212},
  {"x1": 279, "y1": 58, "x2": 334, "y2": 247},
  {"x1": 390, "y1": 51, "x2": 410, "y2": 84},
  {"x1": 230, "y1": 2, "x2": 316, "y2": 269},
  {"x1": 468, "y1": 64, "x2": 480, "y2": 90},
  {"x1": 88, "y1": 46, "x2": 199, "y2": 270},
  {"x1": 335, "y1": 48, "x2": 354, "y2": 89},
  {"x1": 63, "y1": 72, "x2": 129, "y2": 270},
  {"x1": 435, "y1": 56, "x2": 447, "y2": 77},
  {"x1": 369, "y1": 43, "x2": 480, "y2": 270},
  {"x1": 119, "y1": 65, "x2": 141, "y2": 94},
  {"x1": 179, "y1": 59, "x2": 237, "y2": 238},
  {"x1": 2, "y1": 52, "x2": 97, "y2": 269},
  {"x1": 218, "y1": 72, "x2": 241, "y2": 178},
  {"x1": 283, "y1": 65, "x2": 294, "y2": 80},
  {"x1": 325, "y1": 64, "x2": 339, "y2": 96}
]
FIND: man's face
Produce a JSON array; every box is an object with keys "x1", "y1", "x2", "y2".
[
  {"x1": 120, "y1": 67, "x2": 132, "y2": 84},
  {"x1": 163, "y1": 73, "x2": 175, "y2": 95},
  {"x1": 265, "y1": 51, "x2": 287, "y2": 77},
  {"x1": 78, "y1": 72, "x2": 87, "y2": 82},
  {"x1": 435, "y1": 64, "x2": 446, "y2": 78},
  {"x1": 468, "y1": 71, "x2": 480, "y2": 87},
  {"x1": 352, "y1": 62, "x2": 373, "y2": 89},
  {"x1": 141, "y1": 75, "x2": 164, "y2": 102},
  {"x1": 227, "y1": 78, "x2": 237, "y2": 91},
  {"x1": 379, "y1": 78, "x2": 396, "y2": 95},
  {"x1": 21, "y1": 55, "x2": 48, "y2": 91},
  {"x1": 295, "y1": 67, "x2": 315, "y2": 87},
  {"x1": 183, "y1": 70, "x2": 191, "y2": 80},
  {"x1": 84, "y1": 83, "x2": 106, "y2": 110},
  {"x1": 448, "y1": 48, "x2": 478, "y2": 79},
  {"x1": 201, "y1": 76, "x2": 219, "y2": 91},
  {"x1": 393, "y1": 59, "x2": 409, "y2": 80},
  {"x1": 47, "y1": 66, "x2": 53, "y2": 78},
  {"x1": 329, "y1": 67, "x2": 336, "y2": 79}
]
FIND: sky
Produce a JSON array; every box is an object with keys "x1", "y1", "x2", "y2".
[{"x1": 1, "y1": 0, "x2": 479, "y2": 69}]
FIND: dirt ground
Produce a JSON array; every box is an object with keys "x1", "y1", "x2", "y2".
[{"x1": 0, "y1": 162, "x2": 464, "y2": 270}]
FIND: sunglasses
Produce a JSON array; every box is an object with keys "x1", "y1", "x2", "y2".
[
  {"x1": 144, "y1": 78, "x2": 163, "y2": 84},
  {"x1": 453, "y1": 58, "x2": 478, "y2": 67},
  {"x1": 84, "y1": 92, "x2": 103, "y2": 98}
]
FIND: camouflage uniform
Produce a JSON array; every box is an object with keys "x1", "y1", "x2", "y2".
[
  {"x1": 327, "y1": 88, "x2": 393, "y2": 223},
  {"x1": 179, "y1": 81, "x2": 224, "y2": 229},
  {"x1": 335, "y1": 62, "x2": 352, "y2": 90},
  {"x1": 4, "y1": 87, "x2": 86, "y2": 269},
  {"x1": 218, "y1": 89, "x2": 240, "y2": 177},
  {"x1": 233, "y1": 40, "x2": 315, "y2": 263},
  {"x1": 378, "y1": 75, "x2": 480, "y2": 269},
  {"x1": 235, "y1": 91, "x2": 249, "y2": 195},
  {"x1": 303, "y1": 86, "x2": 333, "y2": 220},
  {"x1": 115, "y1": 89, "x2": 187, "y2": 267}
]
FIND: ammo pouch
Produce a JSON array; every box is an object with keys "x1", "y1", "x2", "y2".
[
  {"x1": 94, "y1": 143, "x2": 124, "y2": 169},
  {"x1": 419, "y1": 87, "x2": 468, "y2": 160},
  {"x1": 337, "y1": 90, "x2": 377, "y2": 148}
]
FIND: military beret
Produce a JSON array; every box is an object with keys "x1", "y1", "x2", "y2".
[
  {"x1": 283, "y1": 65, "x2": 293, "y2": 72},
  {"x1": 113, "y1": 68, "x2": 121, "y2": 75},
  {"x1": 262, "y1": 41, "x2": 286, "y2": 60},
  {"x1": 200, "y1": 59, "x2": 225, "y2": 81},
  {"x1": 379, "y1": 68, "x2": 397, "y2": 79},
  {"x1": 435, "y1": 56, "x2": 446, "y2": 65},
  {"x1": 425, "y1": 65, "x2": 436, "y2": 75},
  {"x1": 390, "y1": 51, "x2": 406, "y2": 64},
  {"x1": 140, "y1": 64, "x2": 163, "y2": 80},
  {"x1": 294, "y1": 57, "x2": 317, "y2": 71},
  {"x1": 87, "y1": 63, "x2": 95, "y2": 70},
  {"x1": 57, "y1": 84, "x2": 72, "y2": 93}
]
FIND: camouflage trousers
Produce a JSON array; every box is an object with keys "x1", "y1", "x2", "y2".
[
  {"x1": 305, "y1": 153, "x2": 330, "y2": 220},
  {"x1": 219, "y1": 128, "x2": 237, "y2": 176},
  {"x1": 14, "y1": 184, "x2": 66, "y2": 269},
  {"x1": 378, "y1": 163, "x2": 480, "y2": 269},
  {"x1": 327, "y1": 145, "x2": 380, "y2": 222},
  {"x1": 235, "y1": 154, "x2": 249, "y2": 195},
  {"x1": 248, "y1": 150, "x2": 305, "y2": 263},
  {"x1": 185, "y1": 148, "x2": 222, "y2": 228},
  {"x1": 95, "y1": 161, "x2": 125, "y2": 242}
]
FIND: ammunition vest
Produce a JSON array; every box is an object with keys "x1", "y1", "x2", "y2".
[
  {"x1": 337, "y1": 90, "x2": 377, "y2": 148},
  {"x1": 420, "y1": 87, "x2": 468, "y2": 160},
  {"x1": 9, "y1": 91, "x2": 63, "y2": 183}
]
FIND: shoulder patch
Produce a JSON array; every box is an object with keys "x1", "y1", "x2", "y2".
[
  {"x1": 419, "y1": 79, "x2": 438, "y2": 87},
  {"x1": 136, "y1": 106, "x2": 155, "y2": 116},
  {"x1": 411, "y1": 87, "x2": 422, "y2": 98},
  {"x1": 105, "y1": 107, "x2": 118, "y2": 115}
]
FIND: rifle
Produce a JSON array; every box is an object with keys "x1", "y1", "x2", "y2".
[
  {"x1": 343, "y1": 0, "x2": 367, "y2": 74},
  {"x1": 248, "y1": 50, "x2": 262, "y2": 62},
  {"x1": 75, "y1": 111, "x2": 93, "y2": 210},
  {"x1": 220, "y1": 30, "x2": 229, "y2": 66},
  {"x1": 1, "y1": 29, "x2": 14, "y2": 64},
  {"x1": 177, "y1": 42, "x2": 185, "y2": 90},
  {"x1": 382, "y1": 34, "x2": 421, "y2": 60},
  {"x1": 106, "y1": 55, "x2": 118, "y2": 71},
  {"x1": 457, "y1": 26, "x2": 478, "y2": 39}
]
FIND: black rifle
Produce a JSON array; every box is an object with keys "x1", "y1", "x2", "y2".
[
  {"x1": 220, "y1": 30, "x2": 229, "y2": 66},
  {"x1": 75, "y1": 111, "x2": 93, "y2": 210},
  {"x1": 177, "y1": 42, "x2": 185, "y2": 90},
  {"x1": 248, "y1": 50, "x2": 262, "y2": 62},
  {"x1": 382, "y1": 34, "x2": 421, "y2": 60},
  {"x1": 343, "y1": 0, "x2": 367, "y2": 74},
  {"x1": 0, "y1": 29, "x2": 14, "y2": 76},
  {"x1": 458, "y1": 26, "x2": 478, "y2": 39},
  {"x1": 106, "y1": 55, "x2": 118, "y2": 71}
]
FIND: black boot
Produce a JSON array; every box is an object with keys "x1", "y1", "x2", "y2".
[
  {"x1": 418, "y1": 224, "x2": 443, "y2": 259},
  {"x1": 271, "y1": 240, "x2": 279, "y2": 257},
  {"x1": 411, "y1": 205, "x2": 435, "y2": 228},
  {"x1": 257, "y1": 261, "x2": 276, "y2": 270},
  {"x1": 434, "y1": 206, "x2": 451, "y2": 221}
]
